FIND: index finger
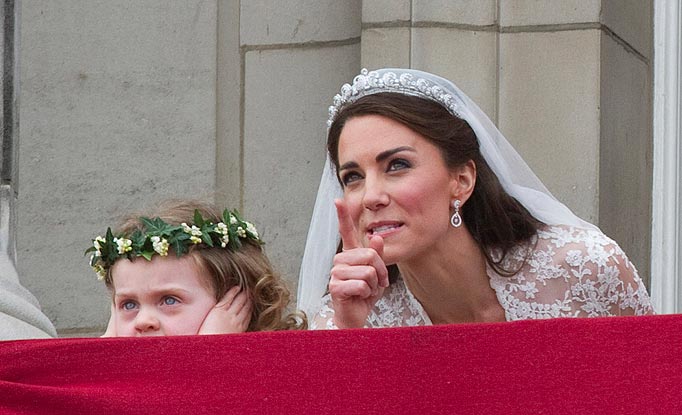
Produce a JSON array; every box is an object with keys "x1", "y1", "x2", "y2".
[{"x1": 335, "y1": 198, "x2": 361, "y2": 250}]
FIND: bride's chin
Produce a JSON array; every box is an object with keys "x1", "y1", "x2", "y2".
[{"x1": 380, "y1": 248, "x2": 401, "y2": 267}]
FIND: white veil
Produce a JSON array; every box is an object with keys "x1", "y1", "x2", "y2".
[{"x1": 297, "y1": 68, "x2": 596, "y2": 317}]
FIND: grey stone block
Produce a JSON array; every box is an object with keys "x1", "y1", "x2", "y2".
[
  {"x1": 413, "y1": 0, "x2": 496, "y2": 25},
  {"x1": 601, "y1": 0, "x2": 652, "y2": 61},
  {"x1": 241, "y1": 0, "x2": 361, "y2": 45},
  {"x1": 412, "y1": 27, "x2": 497, "y2": 121},
  {"x1": 499, "y1": 30, "x2": 601, "y2": 223},
  {"x1": 363, "y1": 0, "x2": 411, "y2": 23},
  {"x1": 500, "y1": 0, "x2": 600, "y2": 26},
  {"x1": 243, "y1": 44, "x2": 360, "y2": 295},
  {"x1": 599, "y1": 33, "x2": 652, "y2": 281},
  {"x1": 361, "y1": 27, "x2": 411, "y2": 70}
]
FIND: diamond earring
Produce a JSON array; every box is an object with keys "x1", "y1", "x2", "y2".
[{"x1": 450, "y1": 200, "x2": 462, "y2": 228}]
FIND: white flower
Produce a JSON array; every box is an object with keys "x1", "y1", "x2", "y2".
[
  {"x1": 93, "y1": 264, "x2": 106, "y2": 281},
  {"x1": 190, "y1": 235, "x2": 202, "y2": 244},
  {"x1": 236, "y1": 226, "x2": 246, "y2": 238},
  {"x1": 221, "y1": 234, "x2": 229, "y2": 247},
  {"x1": 151, "y1": 236, "x2": 169, "y2": 256},
  {"x1": 93, "y1": 236, "x2": 105, "y2": 256},
  {"x1": 244, "y1": 221, "x2": 259, "y2": 239},
  {"x1": 94, "y1": 236, "x2": 105, "y2": 249},
  {"x1": 565, "y1": 250, "x2": 584, "y2": 267},
  {"x1": 182, "y1": 223, "x2": 202, "y2": 237},
  {"x1": 216, "y1": 222, "x2": 228, "y2": 235},
  {"x1": 229, "y1": 215, "x2": 238, "y2": 225},
  {"x1": 114, "y1": 237, "x2": 132, "y2": 254}
]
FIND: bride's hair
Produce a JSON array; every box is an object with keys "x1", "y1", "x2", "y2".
[
  {"x1": 327, "y1": 93, "x2": 542, "y2": 276},
  {"x1": 108, "y1": 199, "x2": 307, "y2": 331}
]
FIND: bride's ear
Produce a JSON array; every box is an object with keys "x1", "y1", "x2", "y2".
[{"x1": 449, "y1": 160, "x2": 476, "y2": 203}]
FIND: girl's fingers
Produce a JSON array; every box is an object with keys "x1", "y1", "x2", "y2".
[
  {"x1": 216, "y1": 285, "x2": 241, "y2": 307},
  {"x1": 228, "y1": 290, "x2": 248, "y2": 314}
]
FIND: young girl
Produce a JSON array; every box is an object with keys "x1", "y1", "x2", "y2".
[{"x1": 88, "y1": 200, "x2": 306, "y2": 336}]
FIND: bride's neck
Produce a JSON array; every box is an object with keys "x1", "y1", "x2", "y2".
[{"x1": 398, "y1": 228, "x2": 504, "y2": 324}]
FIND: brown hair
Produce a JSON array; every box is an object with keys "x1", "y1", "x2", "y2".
[
  {"x1": 327, "y1": 93, "x2": 542, "y2": 276},
  {"x1": 106, "y1": 199, "x2": 307, "y2": 331}
]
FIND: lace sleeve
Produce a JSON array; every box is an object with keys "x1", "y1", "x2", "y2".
[
  {"x1": 556, "y1": 229, "x2": 654, "y2": 317},
  {"x1": 308, "y1": 278, "x2": 432, "y2": 329},
  {"x1": 492, "y1": 226, "x2": 654, "y2": 320},
  {"x1": 309, "y1": 294, "x2": 339, "y2": 330}
]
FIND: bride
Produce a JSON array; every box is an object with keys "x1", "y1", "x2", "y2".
[{"x1": 298, "y1": 68, "x2": 653, "y2": 329}]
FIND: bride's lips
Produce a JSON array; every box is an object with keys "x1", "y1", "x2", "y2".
[{"x1": 366, "y1": 221, "x2": 404, "y2": 238}]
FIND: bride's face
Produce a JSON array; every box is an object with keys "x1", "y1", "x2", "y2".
[{"x1": 337, "y1": 114, "x2": 457, "y2": 264}]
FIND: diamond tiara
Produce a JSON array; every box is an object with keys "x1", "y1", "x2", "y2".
[{"x1": 327, "y1": 68, "x2": 464, "y2": 128}]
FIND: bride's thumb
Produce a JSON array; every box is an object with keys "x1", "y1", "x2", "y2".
[
  {"x1": 369, "y1": 235, "x2": 388, "y2": 288},
  {"x1": 369, "y1": 235, "x2": 384, "y2": 259}
]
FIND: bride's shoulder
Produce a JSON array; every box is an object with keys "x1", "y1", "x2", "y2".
[{"x1": 536, "y1": 224, "x2": 617, "y2": 250}]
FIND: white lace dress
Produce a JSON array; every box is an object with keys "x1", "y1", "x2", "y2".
[{"x1": 311, "y1": 225, "x2": 654, "y2": 329}]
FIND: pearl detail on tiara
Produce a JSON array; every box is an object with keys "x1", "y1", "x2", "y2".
[{"x1": 327, "y1": 68, "x2": 463, "y2": 128}]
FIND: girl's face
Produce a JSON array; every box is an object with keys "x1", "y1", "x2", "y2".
[
  {"x1": 111, "y1": 255, "x2": 217, "y2": 337},
  {"x1": 337, "y1": 114, "x2": 457, "y2": 264}
]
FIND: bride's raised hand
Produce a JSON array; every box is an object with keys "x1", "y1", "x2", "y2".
[{"x1": 329, "y1": 199, "x2": 389, "y2": 328}]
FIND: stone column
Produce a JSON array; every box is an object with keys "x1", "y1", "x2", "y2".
[
  {"x1": 361, "y1": 0, "x2": 653, "y2": 283},
  {"x1": 234, "y1": 0, "x2": 361, "y2": 289}
]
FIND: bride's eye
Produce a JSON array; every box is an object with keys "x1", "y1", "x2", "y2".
[
  {"x1": 341, "y1": 171, "x2": 363, "y2": 186},
  {"x1": 387, "y1": 158, "x2": 411, "y2": 171}
]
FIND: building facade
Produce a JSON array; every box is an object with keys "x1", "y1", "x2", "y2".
[{"x1": 1, "y1": 1, "x2": 659, "y2": 335}]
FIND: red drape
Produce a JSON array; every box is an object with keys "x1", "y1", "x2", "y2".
[{"x1": 1, "y1": 314, "x2": 680, "y2": 414}]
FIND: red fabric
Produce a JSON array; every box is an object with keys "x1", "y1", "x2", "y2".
[{"x1": 0, "y1": 314, "x2": 679, "y2": 414}]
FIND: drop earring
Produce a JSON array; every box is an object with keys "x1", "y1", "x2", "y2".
[{"x1": 450, "y1": 199, "x2": 462, "y2": 228}]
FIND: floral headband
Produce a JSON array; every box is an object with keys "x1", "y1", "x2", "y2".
[{"x1": 86, "y1": 209, "x2": 260, "y2": 280}]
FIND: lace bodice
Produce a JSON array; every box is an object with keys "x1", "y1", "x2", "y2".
[{"x1": 311, "y1": 225, "x2": 654, "y2": 329}]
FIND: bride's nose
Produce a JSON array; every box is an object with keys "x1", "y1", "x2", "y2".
[{"x1": 362, "y1": 175, "x2": 389, "y2": 211}]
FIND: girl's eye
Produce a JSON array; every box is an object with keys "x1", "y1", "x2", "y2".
[
  {"x1": 163, "y1": 296, "x2": 179, "y2": 306},
  {"x1": 341, "y1": 171, "x2": 362, "y2": 186},
  {"x1": 388, "y1": 158, "x2": 410, "y2": 171},
  {"x1": 121, "y1": 301, "x2": 137, "y2": 311}
]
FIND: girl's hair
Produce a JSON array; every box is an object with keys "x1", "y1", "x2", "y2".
[
  {"x1": 327, "y1": 93, "x2": 543, "y2": 276},
  {"x1": 106, "y1": 199, "x2": 307, "y2": 331}
]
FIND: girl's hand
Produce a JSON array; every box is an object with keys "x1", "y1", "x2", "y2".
[
  {"x1": 199, "y1": 286, "x2": 252, "y2": 334},
  {"x1": 101, "y1": 303, "x2": 117, "y2": 337},
  {"x1": 329, "y1": 199, "x2": 389, "y2": 329}
]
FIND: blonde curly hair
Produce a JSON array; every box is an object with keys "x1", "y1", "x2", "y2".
[{"x1": 105, "y1": 199, "x2": 306, "y2": 331}]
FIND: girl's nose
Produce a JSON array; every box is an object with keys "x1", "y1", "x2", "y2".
[{"x1": 134, "y1": 308, "x2": 160, "y2": 334}]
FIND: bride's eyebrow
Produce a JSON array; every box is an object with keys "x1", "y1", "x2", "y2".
[
  {"x1": 376, "y1": 146, "x2": 415, "y2": 162},
  {"x1": 338, "y1": 161, "x2": 358, "y2": 172},
  {"x1": 338, "y1": 146, "x2": 416, "y2": 172}
]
